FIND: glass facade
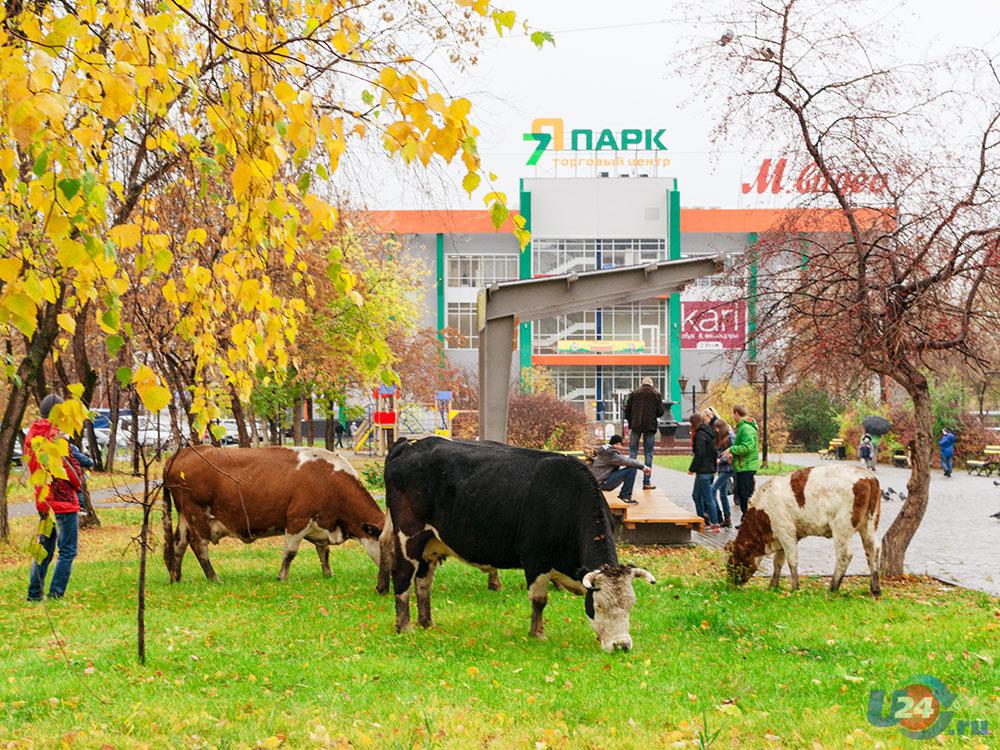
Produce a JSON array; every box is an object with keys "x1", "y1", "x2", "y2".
[
  {"x1": 533, "y1": 238, "x2": 666, "y2": 276},
  {"x1": 447, "y1": 254, "x2": 519, "y2": 288},
  {"x1": 552, "y1": 365, "x2": 668, "y2": 422},
  {"x1": 445, "y1": 301, "x2": 478, "y2": 350}
]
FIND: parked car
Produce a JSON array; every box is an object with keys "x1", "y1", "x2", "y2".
[{"x1": 94, "y1": 415, "x2": 174, "y2": 453}]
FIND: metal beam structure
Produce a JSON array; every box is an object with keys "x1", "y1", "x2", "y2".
[{"x1": 476, "y1": 255, "x2": 724, "y2": 442}]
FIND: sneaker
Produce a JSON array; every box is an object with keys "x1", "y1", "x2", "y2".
[
  {"x1": 722, "y1": 517, "x2": 732, "y2": 528},
  {"x1": 643, "y1": 484, "x2": 656, "y2": 490},
  {"x1": 621, "y1": 497, "x2": 639, "y2": 504},
  {"x1": 710, "y1": 525, "x2": 721, "y2": 534}
]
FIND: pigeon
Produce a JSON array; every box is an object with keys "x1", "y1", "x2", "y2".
[
  {"x1": 882, "y1": 487, "x2": 907, "y2": 503},
  {"x1": 993, "y1": 480, "x2": 999, "y2": 487},
  {"x1": 719, "y1": 29, "x2": 734, "y2": 46},
  {"x1": 991, "y1": 510, "x2": 1000, "y2": 520}
]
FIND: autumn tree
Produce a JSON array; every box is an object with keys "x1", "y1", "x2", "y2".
[
  {"x1": 0, "y1": 0, "x2": 538, "y2": 538},
  {"x1": 691, "y1": 0, "x2": 1000, "y2": 573}
]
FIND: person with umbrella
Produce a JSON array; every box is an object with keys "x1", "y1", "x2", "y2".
[{"x1": 859, "y1": 434, "x2": 876, "y2": 471}]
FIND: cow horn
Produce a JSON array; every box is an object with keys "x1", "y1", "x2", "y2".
[
  {"x1": 630, "y1": 567, "x2": 656, "y2": 585},
  {"x1": 581, "y1": 570, "x2": 601, "y2": 590}
]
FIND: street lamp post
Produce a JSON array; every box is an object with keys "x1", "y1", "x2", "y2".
[
  {"x1": 745, "y1": 361, "x2": 784, "y2": 467},
  {"x1": 677, "y1": 375, "x2": 710, "y2": 415}
]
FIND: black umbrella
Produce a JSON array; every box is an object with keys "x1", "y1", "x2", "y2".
[{"x1": 862, "y1": 415, "x2": 892, "y2": 436}]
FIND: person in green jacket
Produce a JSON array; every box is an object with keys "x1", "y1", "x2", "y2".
[{"x1": 721, "y1": 403, "x2": 760, "y2": 520}]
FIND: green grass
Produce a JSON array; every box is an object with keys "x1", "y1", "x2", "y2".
[
  {"x1": 654, "y1": 455, "x2": 806, "y2": 476},
  {"x1": 1, "y1": 509, "x2": 997, "y2": 749}
]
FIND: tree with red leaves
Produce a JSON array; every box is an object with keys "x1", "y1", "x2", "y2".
[{"x1": 692, "y1": 0, "x2": 1000, "y2": 574}]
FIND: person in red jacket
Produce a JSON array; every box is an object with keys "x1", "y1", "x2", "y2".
[{"x1": 26, "y1": 394, "x2": 83, "y2": 602}]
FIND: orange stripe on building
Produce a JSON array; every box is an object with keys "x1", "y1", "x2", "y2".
[
  {"x1": 366, "y1": 208, "x2": 888, "y2": 235},
  {"x1": 532, "y1": 355, "x2": 671, "y2": 366}
]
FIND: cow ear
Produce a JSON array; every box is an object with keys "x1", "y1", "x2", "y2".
[
  {"x1": 630, "y1": 567, "x2": 656, "y2": 585},
  {"x1": 361, "y1": 522, "x2": 381, "y2": 538},
  {"x1": 582, "y1": 570, "x2": 602, "y2": 591}
]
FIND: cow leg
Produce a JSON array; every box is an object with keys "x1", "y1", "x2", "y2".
[
  {"x1": 314, "y1": 541, "x2": 332, "y2": 578},
  {"x1": 769, "y1": 550, "x2": 785, "y2": 590},
  {"x1": 859, "y1": 522, "x2": 881, "y2": 597},
  {"x1": 830, "y1": 519, "x2": 855, "y2": 592},
  {"x1": 190, "y1": 536, "x2": 218, "y2": 583},
  {"x1": 392, "y1": 534, "x2": 416, "y2": 634},
  {"x1": 487, "y1": 569, "x2": 502, "y2": 591},
  {"x1": 782, "y1": 538, "x2": 800, "y2": 591},
  {"x1": 526, "y1": 569, "x2": 551, "y2": 639},
  {"x1": 171, "y1": 517, "x2": 190, "y2": 583},
  {"x1": 415, "y1": 560, "x2": 438, "y2": 628}
]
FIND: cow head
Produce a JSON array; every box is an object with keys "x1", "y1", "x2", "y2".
[
  {"x1": 581, "y1": 563, "x2": 656, "y2": 652},
  {"x1": 725, "y1": 508, "x2": 772, "y2": 585}
]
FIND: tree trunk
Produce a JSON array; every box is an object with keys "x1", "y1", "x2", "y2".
[
  {"x1": 78, "y1": 477, "x2": 101, "y2": 529},
  {"x1": 324, "y1": 400, "x2": 335, "y2": 450},
  {"x1": 130, "y1": 389, "x2": 140, "y2": 475},
  {"x1": 137, "y1": 501, "x2": 151, "y2": 664},
  {"x1": 247, "y1": 404, "x2": 260, "y2": 447},
  {"x1": 229, "y1": 387, "x2": 251, "y2": 448},
  {"x1": 305, "y1": 396, "x2": 314, "y2": 447},
  {"x1": 880, "y1": 367, "x2": 933, "y2": 576},
  {"x1": 292, "y1": 395, "x2": 303, "y2": 446}
]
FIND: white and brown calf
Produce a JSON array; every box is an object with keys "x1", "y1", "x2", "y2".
[{"x1": 726, "y1": 464, "x2": 881, "y2": 596}]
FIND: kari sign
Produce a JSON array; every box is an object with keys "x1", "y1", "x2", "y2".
[{"x1": 681, "y1": 300, "x2": 746, "y2": 350}]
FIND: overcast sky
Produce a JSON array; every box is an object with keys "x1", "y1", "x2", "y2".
[{"x1": 353, "y1": 0, "x2": 1000, "y2": 212}]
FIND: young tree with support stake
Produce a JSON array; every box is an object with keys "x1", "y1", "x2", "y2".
[{"x1": 690, "y1": 0, "x2": 1000, "y2": 574}]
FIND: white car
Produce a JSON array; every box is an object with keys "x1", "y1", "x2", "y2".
[{"x1": 94, "y1": 416, "x2": 174, "y2": 453}]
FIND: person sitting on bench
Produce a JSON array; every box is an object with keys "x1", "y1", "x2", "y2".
[{"x1": 591, "y1": 435, "x2": 651, "y2": 505}]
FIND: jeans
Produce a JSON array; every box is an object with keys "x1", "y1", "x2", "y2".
[
  {"x1": 28, "y1": 512, "x2": 79, "y2": 600},
  {"x1": 602, "y1": 466, "x2": 639, "y2": 500},
  {"x1": 693, "y1": 473, "x2": 719, "y2": 524},
  {"x1": 629, "y1": 430, "x2": 656, "y2": 486},
  {"x1": 734, "y1": 471, "x2": 756, "y2": 515},
  {"x1": 712, "y1": 470, "x2": 732, "y2": 521},
  {"x1": 941, "y1": 454, "x2": 953, "y2": 476}
]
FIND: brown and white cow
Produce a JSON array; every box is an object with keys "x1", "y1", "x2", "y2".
[
  {"x1": 163, "y1": 445, "x2": 386, "y2": 586},
  {"x1": 726, "y1": 464, "x2": 881, "y2": 596}
]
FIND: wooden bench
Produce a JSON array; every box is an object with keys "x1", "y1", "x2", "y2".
[
  {"x1": 968, "y1": 445, "x2": 1000, "y2": 476},
  {"x1": 820, "y1": 438, "x2": 845, "y2": 460},
  {"x1": 892, "y1": 452, "x2": 910, "y2": 468},
  {"x1": 602, "y1": 488, "x2": 704, "y2": 545}
]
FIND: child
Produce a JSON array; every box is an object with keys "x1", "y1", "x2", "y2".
[{"x1": 859, "y1": 434, "x2": 876, "y2": 471}]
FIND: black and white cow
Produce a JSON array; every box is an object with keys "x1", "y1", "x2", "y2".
[{"x1": 384, "y1": 437, "x2": 655, "y2": 652}]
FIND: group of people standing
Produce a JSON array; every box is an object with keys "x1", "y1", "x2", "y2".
[{"x1": 688, "y1": 404, "x2": 760, "y2": 532}]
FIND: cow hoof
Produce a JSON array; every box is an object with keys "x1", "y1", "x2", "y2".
[
  {"x1": 418, "y1": 619, "x2": 433, "y2": 629},
  {"x1": 375, "y1": 584, "x2": 390, "y2": 595},
  {"x1": 488, "y1": 579, "x2": 502, "y2": 592},
  {"x1": 529, "y1": 630, "x2": 546, "y2": 640},
  {"x1": 396, "y1": 621, "x2": 414, "y2": 634},
  {"x1": 870, "y1": 587, "x2": 882, "y2": 598}
]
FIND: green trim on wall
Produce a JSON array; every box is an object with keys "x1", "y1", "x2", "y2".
[
  {"x1": 747, "y1": 232, "x2": 759, "y2": 362},
  {"x1": 436, "y1": 232, "x2": 445, "y2": 342},
  {"x1": 668, "y1": 182, "x2": 682, "y2": 420},
  {"x1": 518, "y1": 179, "x2": 532, "y2": 378}
]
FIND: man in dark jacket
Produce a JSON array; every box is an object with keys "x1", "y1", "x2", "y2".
[
  {"x1": 590, "y1": 435, "x2": 651, "y2": 504},
  {"x1": 25, "y1": 394, "x2": 83, "y2": 601},
  {"x1": 623, "y1": 377, "x2": 665, "y2": 490}
]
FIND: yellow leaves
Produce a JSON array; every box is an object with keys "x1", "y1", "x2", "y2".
[
  {"x1": 0, "y1": 258, "x2": 22, "y2": 282},
  {"x1": 99, "y1": 75, "x2": 135, "y2": 120},
  {"x1": 449, "y1": 97, "x2": 472, "y2": 121},
  {"x1": 232, "y1": 159, "x2": 253, "y2": 200},
  {"x1": 462, "y1": 172, "x2": 480, "y2": 196},
  {"x1": 57, "y1": 313, "x2": 76, "y2": 335},
  {"x1": 133, "y1": 365, "x2": 172, "y2": 413},
  {"x1": 274, "y1": 80, "x2": 297, "y2": 104},
  {"x1": 109, "y1": 224, "x2": 141, "y2": 249},
  {"x1": 49, "y1": 397, "x2": 87, "y2": 436}
]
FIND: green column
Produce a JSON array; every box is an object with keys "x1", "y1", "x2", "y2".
[
  {"x1": 668, "y1": 181, "x2": 682, "y2": 420},
  {"x1": 436, "y1": 232, "x2": 445, "y2": 343},
  {"x1": 747, "y1": 232, "x2": 758, "y2": 362},
  {"x1": 518, "y1": 179, "x2": 532, "y2": 379}
]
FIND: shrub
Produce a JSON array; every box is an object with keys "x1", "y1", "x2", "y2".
[
  {"x1": 778, "y1": 382, "x2": 840, "y2": 451},
  {"x1": 451, "y1": 393, "x2": 589, "y2": 451},
  {"x1": 360, "y1": 463, "x2": 384, "y2": 491}
]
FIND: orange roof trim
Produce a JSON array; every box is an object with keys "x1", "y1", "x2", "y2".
[{"x1": 367, "y1": 208, "x2": 889, "y2": 235}]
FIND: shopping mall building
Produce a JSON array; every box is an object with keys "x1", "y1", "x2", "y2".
[{"x1": 370, "y1": 174, "x2": 809, "y2": 423}]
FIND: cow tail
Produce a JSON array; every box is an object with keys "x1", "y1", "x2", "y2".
[{"x1": 869, "y1": 476, "x2": 881, "y2": 530}]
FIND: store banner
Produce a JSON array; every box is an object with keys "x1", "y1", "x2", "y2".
[
  {"x1": 680, "y1": 300, "x2": 746, "y2": 350},
  {"x1": 556, "y1": 339, "x2": 646, "y2": 354}
]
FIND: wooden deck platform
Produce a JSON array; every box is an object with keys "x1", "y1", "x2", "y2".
[{"x1": 602, "y1": 488, "x2": 704, "y2": 545}]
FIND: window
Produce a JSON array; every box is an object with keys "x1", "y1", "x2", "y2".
[
  {"x1": 532, "y1": 303, "x2": 665, "y2": 354},
  {"x1": 447, "y1": 254, "x2": 519, "y2": 287},
  {"x1": 533, "y1": 310, "x2": 598, "y2": 354},
  {"x1": 552, "y1": 366, "x2": 598, "y2": 404},
  {"x1": 445, "y1": 302, "x2": 479, "y2": 349},
  {"x1": 533, "y1": 238, "x2": 667, "y2": 276}
]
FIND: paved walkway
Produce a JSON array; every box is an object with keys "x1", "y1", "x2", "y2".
[
  {"x1": 7, "y1": 481, "x2": 147, "y2": 519},
  {"x1": 649, "y1": 453, "x2": 1000, "y2": 596}
]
